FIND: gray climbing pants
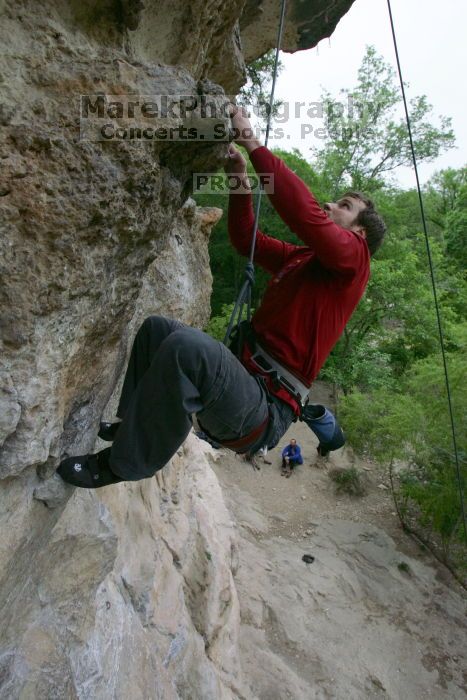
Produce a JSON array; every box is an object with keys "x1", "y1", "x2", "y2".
[{"x1": 109, "y1": 316, "x2": 295, "y2": 480}]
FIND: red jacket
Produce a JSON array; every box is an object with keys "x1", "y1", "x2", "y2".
[{"x1": 228, "y1": 146, "x2": 370, "y2": 414}]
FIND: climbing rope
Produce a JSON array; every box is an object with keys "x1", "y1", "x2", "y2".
[
  {"x1": 223, "y1": 0, "x2": 287, "y2": 345},
  {"x1": 386, "y1": 0, "x2": 466, "y2": 539}
]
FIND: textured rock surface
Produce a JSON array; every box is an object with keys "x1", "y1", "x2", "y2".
[
  {"x1": 239, "y1": 0, "x2": 355, "y2": 64},
  {"x1": 120, "y1": 0, "x2": 355, "y2": 91},
  {"x1": 0, "y1": 437, "x2": 248, "y2": 699},
  {"x1": 235, "y1": 519, "x2": 467, "y2": 700},
  {"x1": 212, "y1": 412, "x2": 467, "y2": 700},
  {"x1": 0, "y1": 0, "x2": 357, "y2": 697}
]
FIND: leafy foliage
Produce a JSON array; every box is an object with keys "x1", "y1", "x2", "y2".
[
  {"x1": 204, "y1": 303, "x2": 236, "y2": 341},
  {"x1": 313, "y1": 46, "x2": 455, "y2": 195},
  {"x1": 444, "y1": 181, "x2": 467, "y2": 270},
  {"x1": 238, "y1": 50, "x2": 284, "y2": 122},
  {"x1": 340, "y1": 346, "x2": 467, "y2": 554},
  {"x1": 328, "y1": 467, "x2": 367, "y2": 497}
]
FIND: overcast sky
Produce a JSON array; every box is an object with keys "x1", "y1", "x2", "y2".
[{"x1": 268, "y1": 0, "x2": 466, "y2": 188}]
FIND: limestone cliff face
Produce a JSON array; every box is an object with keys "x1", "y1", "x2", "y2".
[{"x1": 0, "y1": 1, "x2": 354, "y2": 697}]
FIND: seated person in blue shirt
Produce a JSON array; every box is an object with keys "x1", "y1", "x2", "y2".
[{"x1": 281, "y1": 438, "x2": 303, "y2": 477}]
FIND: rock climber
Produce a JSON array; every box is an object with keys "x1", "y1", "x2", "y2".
[
  {"x1": 281, "y1": 438, "x2": 303, "y2": 477},
  {"x1": 56, "y1": 105, "x2": 386, "y2": 488}
]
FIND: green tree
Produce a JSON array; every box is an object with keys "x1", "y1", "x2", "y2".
[
  {"x1": 313, "y1": 46, "x2": 455, "y2": 196},
  {"x1": 339, "y1": 340, "x2": 467, "y2": 560},
  {"x1": 204, "y1": 303, "x2": 236, "y2": 340},
  {"x1": 425, "y1": 167, "x2": 467, "y2": 230},
  {"x1": 444, "y1": 181, "x2": 467, "y2": 270},
  {"x1": 239, "y1": 49, "x2": 284, "y2": 122}
]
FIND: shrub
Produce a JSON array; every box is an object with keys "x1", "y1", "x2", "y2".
[{"x1": 328, "y1": 467, "x2": 367, "y2": 497}]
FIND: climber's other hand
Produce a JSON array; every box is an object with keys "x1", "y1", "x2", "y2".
[
  {"x1": 228, "y1": 103, "x2": 262, "y2": 153},
  {"x1": 224, "y1": 144, "x2": 247, "y2": 174},
  {"x1": 229, "y1": 103, "x2": 252, "y2": 136}
]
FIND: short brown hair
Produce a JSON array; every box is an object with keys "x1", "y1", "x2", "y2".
[{"x1": 343, "y1": 191, "x2": 387, "y2": 256}]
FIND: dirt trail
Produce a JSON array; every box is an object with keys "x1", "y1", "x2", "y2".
[{"x1": 208, "y1": 382, "x2": 467, "y2": 700}]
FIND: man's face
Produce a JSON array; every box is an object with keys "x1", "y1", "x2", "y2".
[
  {"x1": 290, "y1": 439, "x2": 296, "y2": 447},
  {"x1": 324, "y1": 196, "x2": 366, "y2": 234}
]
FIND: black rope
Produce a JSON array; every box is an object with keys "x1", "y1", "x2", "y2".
[
  {"x1": 386, "y1": 0, "x2": 466, "y2": 539},
  {"x1": 223, "y1": 0, "x2": 287, "y2": 345}
]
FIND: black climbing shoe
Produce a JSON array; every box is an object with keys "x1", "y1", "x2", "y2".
[
  {"x1": 56, "y1": 447, "x2": 123, "y2": 489},
  {"x1": 98, "y1": 421, "x2": 121, "y2": 442}
]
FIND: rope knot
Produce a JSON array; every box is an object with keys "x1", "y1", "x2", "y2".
[{"x1": 244, "y1": 262, "x2": 255, "y2": 287}]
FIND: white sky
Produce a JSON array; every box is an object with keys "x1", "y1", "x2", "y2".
[{"x1": 267, "y1": 0, "x2": 466, "y2": 187}]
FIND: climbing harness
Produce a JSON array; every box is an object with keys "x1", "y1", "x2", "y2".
[
  {"x1": 227, "y1": 318, "x2": 346, "y2": 452},
  {"x1": 228, "y1": 318, "x2": 310, "y2": 412},
  {"x1": 250, "y1": 341, "x2": 310, "y2": 407},
  {"x1": 387, "y1": 0, "x2": 466, "y2": 539}
]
